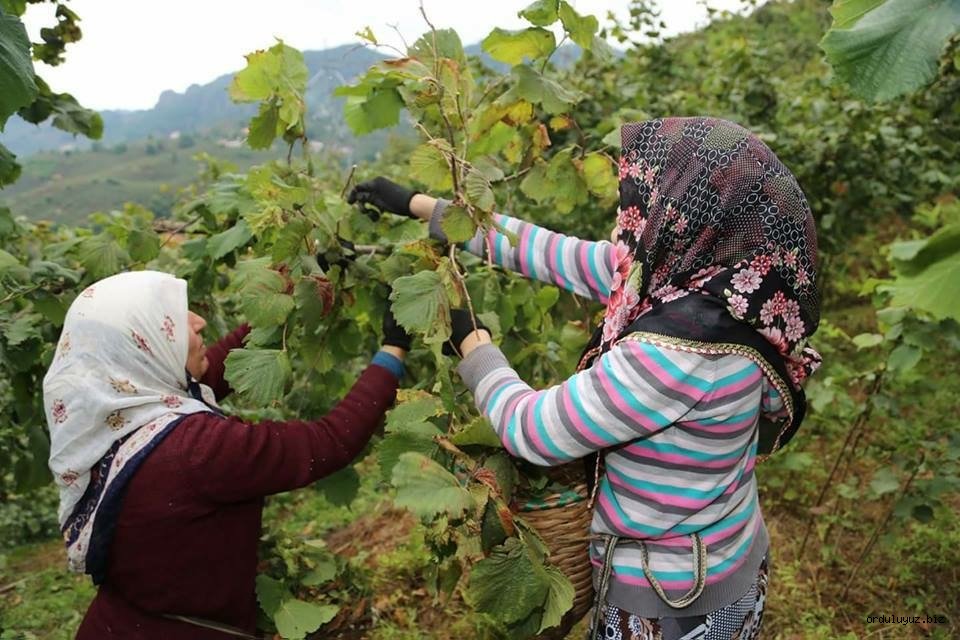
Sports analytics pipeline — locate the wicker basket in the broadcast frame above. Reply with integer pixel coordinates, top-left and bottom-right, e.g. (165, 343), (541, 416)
(516, 480), (594, 640)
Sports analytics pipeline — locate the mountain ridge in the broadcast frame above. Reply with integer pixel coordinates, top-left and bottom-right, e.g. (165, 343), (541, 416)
(2, 44), (389, 156)
(2, 42), (584, 157)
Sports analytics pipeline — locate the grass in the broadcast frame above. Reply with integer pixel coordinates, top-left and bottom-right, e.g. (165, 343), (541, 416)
(0, 540), (95, 640)
(2, 139), (276, 225)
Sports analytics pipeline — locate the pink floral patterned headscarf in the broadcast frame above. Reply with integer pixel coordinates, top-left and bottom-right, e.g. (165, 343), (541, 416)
(601, 117), (821, 388)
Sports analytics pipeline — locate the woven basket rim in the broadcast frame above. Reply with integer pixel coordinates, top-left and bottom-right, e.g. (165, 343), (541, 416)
(516, 482), (590, 512)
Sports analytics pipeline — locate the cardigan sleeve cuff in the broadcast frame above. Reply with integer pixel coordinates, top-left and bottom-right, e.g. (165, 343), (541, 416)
(371, 350), (405, 379)
(428, 198), (452, 244)
(457, 344), (510, 392)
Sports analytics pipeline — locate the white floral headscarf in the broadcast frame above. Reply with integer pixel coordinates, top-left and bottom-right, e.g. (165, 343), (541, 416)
(44, 271), (216, 573)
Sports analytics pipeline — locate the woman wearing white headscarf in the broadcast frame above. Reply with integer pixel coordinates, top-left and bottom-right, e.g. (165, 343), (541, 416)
(45, 270), (409, 638)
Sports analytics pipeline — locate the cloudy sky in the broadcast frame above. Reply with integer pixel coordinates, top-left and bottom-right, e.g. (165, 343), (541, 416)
(22, 0), (747, 111)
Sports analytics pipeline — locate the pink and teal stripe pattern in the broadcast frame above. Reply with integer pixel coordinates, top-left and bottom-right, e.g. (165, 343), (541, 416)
(460, 341), (783, 611)
(462, 212), (617, 304)
(440, 201), (784, 614)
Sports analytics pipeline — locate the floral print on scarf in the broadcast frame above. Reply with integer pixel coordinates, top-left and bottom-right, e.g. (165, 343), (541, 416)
(603, 118), (821, 389)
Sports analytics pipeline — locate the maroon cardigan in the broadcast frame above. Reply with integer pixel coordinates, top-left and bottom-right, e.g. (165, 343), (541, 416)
(75, 326), (399, 638)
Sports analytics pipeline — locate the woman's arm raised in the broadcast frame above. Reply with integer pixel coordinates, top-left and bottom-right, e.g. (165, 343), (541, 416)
(414, 194), (618, 304)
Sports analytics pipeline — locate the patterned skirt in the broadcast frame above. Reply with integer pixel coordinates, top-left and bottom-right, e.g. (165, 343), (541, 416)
(587, 556), (768, 640)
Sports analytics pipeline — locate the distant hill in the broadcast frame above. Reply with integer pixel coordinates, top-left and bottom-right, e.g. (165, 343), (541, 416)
(2, 42), (586, 157)
(2, 45), (389, 157)
(2, 138), (277, 224)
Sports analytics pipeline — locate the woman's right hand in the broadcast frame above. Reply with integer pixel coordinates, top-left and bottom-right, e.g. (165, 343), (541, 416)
(347, 177), (437, 222)
(348, 177), (418, 220)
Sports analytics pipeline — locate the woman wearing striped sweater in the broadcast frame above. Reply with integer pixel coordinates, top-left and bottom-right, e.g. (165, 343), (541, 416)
(350, 117), (820, 640)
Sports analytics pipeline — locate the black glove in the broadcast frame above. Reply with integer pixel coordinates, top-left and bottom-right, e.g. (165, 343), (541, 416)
(382, 296), (413, 351)
(442, 309), (490, 357)
(316, 236), (356, 272)
(347, 177), (419, 220)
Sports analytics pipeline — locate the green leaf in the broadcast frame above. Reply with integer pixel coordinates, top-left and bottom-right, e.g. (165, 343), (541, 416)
(0, 9), (37, 128)
(889, 238), (926, 263)
(869, 466), (901, 496)
(450, 415), (503, 449)
(534, 285), (560, 312)
(295, 275), (332, 335)
(315, 464), (360, 507)
(32, 294), (68, 325)
(230, 40), (308, 102)
(246, 325), (282, 347)
(519, 0), (560, 26)
(546, 150), (588, 211)
(852, 332), (884, 349)
(538, 566), (575, 633)
(0, 206), (15, 238)
(482, 28), (556, 65)
(0, 141), (21, 187)
(387, 393), (445, 430)
(271, 217), (312, 264)
(0, 248), (29, 281)
(887, 343), (922, 373)
(441, 205), (477, 244)
(465, 169), (496, 212)
(4, 312), (41, 346)
(342, 87), (404, 135)
(224, 348), (292, 405)
(888, 241), (960, 321)
(820, 0), (960, 102)
(230, 40), (307, 145)
(390, 270), (451, 343)
(520, 149), (590, 213)
(47, 91), (103, 139)
(520, 161), (552, 203)
(391, 452), (475, 518)
(274, 599), (339, 640)
(507, 65), (580, 114)
(248, 102), (280, 149)
(473, 157), (506, 183)
(829, 0), (887, 27)
(464, 537), (549, 624)
(409, 142), (453, 191)
(481, 501), (509, 552)
(378, 424), (441, 482)
(778, 450), (815, 472)
(806, 380), (835, 414)
(256, 575), (285, 616)
(891, 223), (960, 275)
(481, 452), (517, 501)
(0, 2), (27, 17)
(207, 221), (253, 260)
(127, 227), (160, 263)
(301, 555), (338, 586)
(409, 28), (467, 66)
(77, 233), (130, 279)
(232, 258), (296, 326)
(558, 1), (598, 49)
(581, 152), (617, 200)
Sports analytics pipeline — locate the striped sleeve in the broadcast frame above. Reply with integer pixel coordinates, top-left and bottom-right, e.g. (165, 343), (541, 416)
(429, 199), (617, 303)
(760, 375), (787, 419)
(457, 342), (717, 467)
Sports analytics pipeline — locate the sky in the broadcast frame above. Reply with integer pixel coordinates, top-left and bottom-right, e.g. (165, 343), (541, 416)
(22, 0), (746, 112)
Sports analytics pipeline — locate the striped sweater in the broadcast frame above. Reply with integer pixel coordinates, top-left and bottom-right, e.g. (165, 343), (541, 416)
(433, 201), (782, 616)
